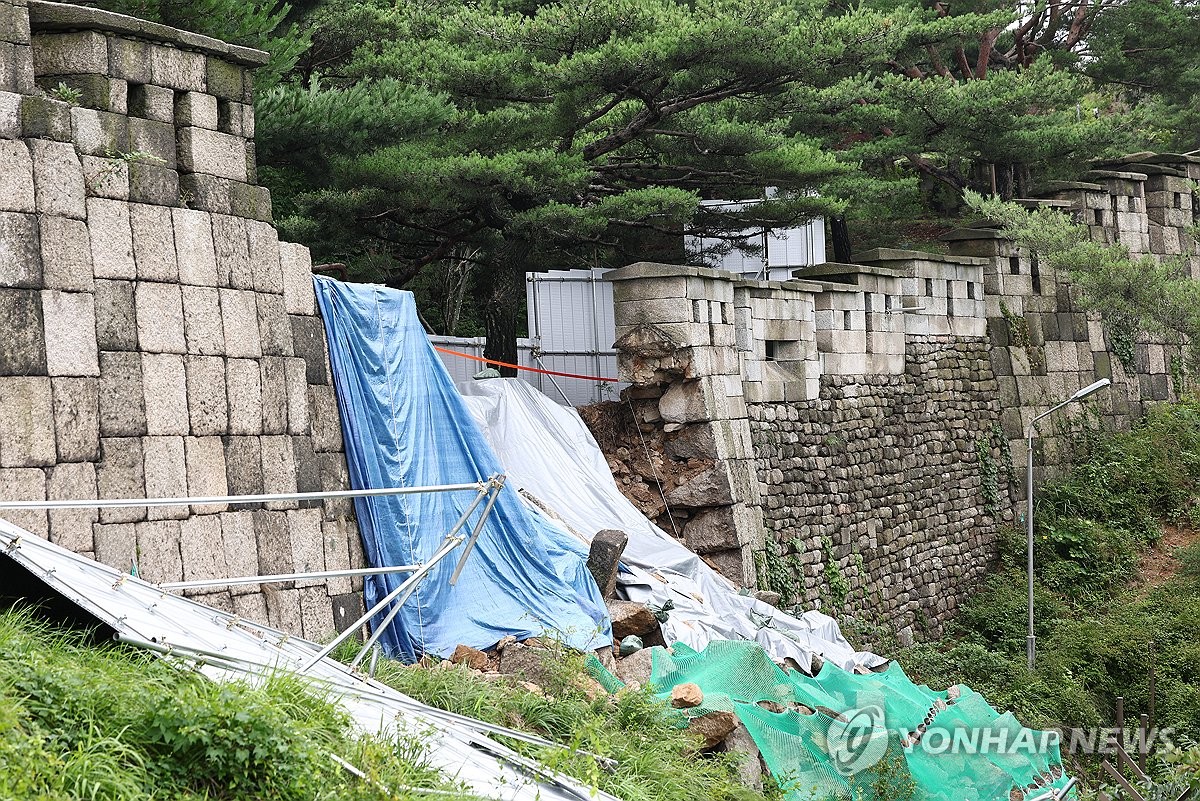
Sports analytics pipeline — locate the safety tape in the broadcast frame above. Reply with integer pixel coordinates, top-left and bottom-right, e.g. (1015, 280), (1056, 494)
(432, 346), (619, 383)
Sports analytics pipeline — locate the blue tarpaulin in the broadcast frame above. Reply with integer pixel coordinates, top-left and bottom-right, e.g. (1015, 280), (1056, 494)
(314, 276), (612, 662)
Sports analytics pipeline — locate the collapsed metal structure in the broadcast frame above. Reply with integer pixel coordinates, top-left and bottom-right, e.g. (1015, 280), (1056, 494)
(0, 481), (622, 801)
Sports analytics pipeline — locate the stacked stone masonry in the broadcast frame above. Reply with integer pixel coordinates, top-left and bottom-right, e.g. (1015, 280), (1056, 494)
(0, 0), (365, 640)
(604, 153), (1195, 642)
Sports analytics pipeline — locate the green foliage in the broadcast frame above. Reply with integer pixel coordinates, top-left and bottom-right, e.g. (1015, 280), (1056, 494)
(0, 608), (467, 800)
(47, 81), (82, 104)
(365, 646), (764, 801)
(1084, 0), (1200, 152)
(899, 399), (1200, 738)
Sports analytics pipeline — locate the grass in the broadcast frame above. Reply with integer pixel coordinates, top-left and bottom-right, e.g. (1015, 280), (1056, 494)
(355, 640), (766, 801)
(892, 398), (1200, 790)
(0, 608), (764, 801)
(0, 608), (469, 801)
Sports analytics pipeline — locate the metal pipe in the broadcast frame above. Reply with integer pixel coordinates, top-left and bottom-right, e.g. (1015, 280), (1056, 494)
(0, 482), (486, 510)
(589, 267), (601, 404)
(1027, 430), (1036, 671)
(302, 535), (464, 672)
(1023, 379), (1110, 670)
(450, 480), (505, 585)
(534, 353), (573, 405)
(160, 564), (423, 591)
(348, 536), (465, 669)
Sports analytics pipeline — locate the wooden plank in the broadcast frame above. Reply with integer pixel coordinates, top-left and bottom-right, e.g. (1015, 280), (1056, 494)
(1117, 744), (1149, 784)
(1102, 759), (1145, 801)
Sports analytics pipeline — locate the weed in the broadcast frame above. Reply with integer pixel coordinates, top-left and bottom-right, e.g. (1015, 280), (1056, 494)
(48, 81), (82, 104)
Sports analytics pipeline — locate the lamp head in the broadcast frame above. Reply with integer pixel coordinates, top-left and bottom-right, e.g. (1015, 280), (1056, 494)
(1071, 378), (1111, 401)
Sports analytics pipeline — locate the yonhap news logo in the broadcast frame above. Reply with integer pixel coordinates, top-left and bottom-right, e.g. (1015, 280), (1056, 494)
(826, 704), (889, 775)
(821, 704), (1185, 777)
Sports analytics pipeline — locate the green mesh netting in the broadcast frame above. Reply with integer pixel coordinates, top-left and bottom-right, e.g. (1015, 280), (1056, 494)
(636, 640), (1073, 801)
(585, 654), (626, 694)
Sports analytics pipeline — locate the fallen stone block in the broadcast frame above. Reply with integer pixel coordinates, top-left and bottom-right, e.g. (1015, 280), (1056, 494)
(670, 682), (703, 709)
(451, 644), (490, 671)
(607, 599), (658, 640)
(716, 721), (764, 790)
(687, 710), (737, 750)
(614, 646), (654, 687)
(586, 528), (626, 599)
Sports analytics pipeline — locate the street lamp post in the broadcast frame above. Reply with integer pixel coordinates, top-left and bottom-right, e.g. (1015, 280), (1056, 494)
(1025, 378), (1111, 670)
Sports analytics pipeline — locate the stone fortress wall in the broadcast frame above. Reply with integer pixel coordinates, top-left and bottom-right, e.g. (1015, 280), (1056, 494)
(604, 155), (1198, 643)
(1, 0), (1194, 650)
(0, 0), (365, 639)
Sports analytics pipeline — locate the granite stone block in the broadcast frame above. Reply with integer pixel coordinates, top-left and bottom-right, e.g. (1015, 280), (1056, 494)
(279, 242), (314, 315)
(134, 280), (185, 352)
(142, 435), (187, 519)
(180, 284), (223, 355)
(51, 376), (99, 462)
(110, 39), (153, 85)
(127, 161), (178, 206)
(98, 351), (145, 436)
(141, 352), (188, 435)
(219, 288), (261, 358)
(246, 220), (281, 293)
(30, 139), (85, 219)
(47, 461), (97, 552)
(0, 209), (38, 286)
(185, 435), (227, 514)
(0, 468), (46, 537)
(39, 215), (92, 291)
(0, 288), (44, 374)
(129, 203), (177, 281)
(174, 90), (217, 129)
(93, 278), (136, 350)
(96, 436), (144, 523)
(289, 314), (329, 385)
(80, 154), (128, 200)
(172, 208), (217, 286)
(210, 214), (249, 288)
(185, 354), (227, 435)
(41, 289), (99, 376)
(134, 519), (182, 583)
(308, 385), (342, 453)
(88, 197), (136, 279)
(222, 434), (262, 503)
(0, 139), (33, 212)
(32, 30), (107, 74)
(256, 293), (292, 356)
(225, 357), (262, 435)
(177, 126), (247, 182)
(127, 82), (174, 123)
(259, 356), (287, 434)
(92, 520), (135, 569)
(179, 515), (229, 582)
(284, 357), (308, 435)
(70, 107), (128, 157)
(19, 95), (71, 141)
(260, 434), (297, 509)
(149, 44), (206, 92)
(219, 511), (258, 591)
(0, 375), (54, 466)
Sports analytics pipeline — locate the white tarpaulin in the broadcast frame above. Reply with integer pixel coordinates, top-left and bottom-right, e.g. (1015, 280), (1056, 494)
(0, 518), (622, 801)
(458, 378), (884, 672)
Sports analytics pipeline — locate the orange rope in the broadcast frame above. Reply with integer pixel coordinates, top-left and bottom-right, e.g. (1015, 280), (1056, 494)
(433, 346), (619, 383)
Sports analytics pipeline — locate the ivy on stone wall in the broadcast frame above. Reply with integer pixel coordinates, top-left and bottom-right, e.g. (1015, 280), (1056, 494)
(975, 423), (1014, 518)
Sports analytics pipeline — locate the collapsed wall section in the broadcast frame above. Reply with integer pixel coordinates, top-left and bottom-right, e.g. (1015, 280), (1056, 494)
(0, 0), (364, 639)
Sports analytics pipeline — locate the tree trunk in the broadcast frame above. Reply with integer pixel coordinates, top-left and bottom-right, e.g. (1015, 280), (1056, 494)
(830, 216), (853, 263)
(477, 239), (530, 377)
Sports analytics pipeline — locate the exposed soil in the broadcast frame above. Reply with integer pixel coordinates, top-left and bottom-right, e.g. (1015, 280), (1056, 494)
(1136, 524), (1200, 587)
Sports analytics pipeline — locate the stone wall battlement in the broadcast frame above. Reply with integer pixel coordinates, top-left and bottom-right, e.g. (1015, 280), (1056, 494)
(603, 153), (1198, 641)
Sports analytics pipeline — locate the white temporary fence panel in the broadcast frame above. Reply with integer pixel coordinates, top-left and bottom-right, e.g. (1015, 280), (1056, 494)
(684, 198), (826, 280)
(430, 333), (622, 408)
